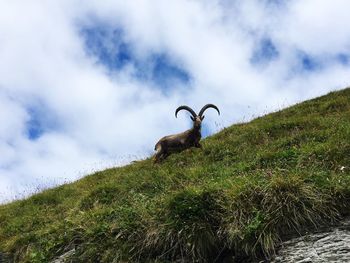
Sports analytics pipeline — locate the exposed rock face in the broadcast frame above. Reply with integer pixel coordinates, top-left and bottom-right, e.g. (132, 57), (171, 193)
(51, 249), (75, 263)
(273, 219), (350, 263)
(2, 221), (350, 262)
(0, 252), (8, 263)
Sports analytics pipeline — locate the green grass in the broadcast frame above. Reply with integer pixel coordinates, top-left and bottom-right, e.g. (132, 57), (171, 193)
(1, 88), (350, 262)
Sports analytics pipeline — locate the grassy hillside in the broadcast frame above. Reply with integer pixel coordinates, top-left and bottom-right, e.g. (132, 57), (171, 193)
(1, 88), (350, 262)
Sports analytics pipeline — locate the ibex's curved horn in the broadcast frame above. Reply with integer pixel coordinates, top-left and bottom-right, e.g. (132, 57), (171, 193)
(175, 105), (197, 118)
(198, 104), (220, 117)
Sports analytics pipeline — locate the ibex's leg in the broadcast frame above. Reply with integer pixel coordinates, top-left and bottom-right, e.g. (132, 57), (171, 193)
(154, 144), (166, 163)
(195, 142), (202, 148)
(162, 151), (169, 159)
(154, 150), (162, 163)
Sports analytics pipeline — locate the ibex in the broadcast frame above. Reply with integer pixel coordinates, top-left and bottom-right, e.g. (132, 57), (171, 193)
(154, 104), (220, 163)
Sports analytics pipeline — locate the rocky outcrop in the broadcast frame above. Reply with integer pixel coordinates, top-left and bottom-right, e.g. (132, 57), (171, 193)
(3, 220), (350, 263)
(273, 219), (350, 263)
(51, 249), (75, 263)
(0, 252), (9, 263)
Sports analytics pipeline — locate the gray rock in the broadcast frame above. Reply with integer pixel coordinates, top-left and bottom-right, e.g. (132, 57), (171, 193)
(0, 252), (9, 263)
(51, 249), (75, 263)
(273, 219), (350, 263)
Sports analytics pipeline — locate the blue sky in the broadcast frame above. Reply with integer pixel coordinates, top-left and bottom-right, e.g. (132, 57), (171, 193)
(81, 25), (191, 94)
(1, 0), (350, 202)
(250, 38), (279, 65)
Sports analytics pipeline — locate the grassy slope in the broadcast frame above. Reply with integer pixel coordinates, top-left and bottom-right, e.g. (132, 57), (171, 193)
(0, 88), (350, 262)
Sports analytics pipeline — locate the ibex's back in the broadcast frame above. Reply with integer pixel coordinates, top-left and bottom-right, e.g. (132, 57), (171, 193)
(154, 104), (220, 163)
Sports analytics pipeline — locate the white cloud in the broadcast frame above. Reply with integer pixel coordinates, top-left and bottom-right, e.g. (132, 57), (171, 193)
(0, 0), (350, 202)
(280, 0), (350, 55)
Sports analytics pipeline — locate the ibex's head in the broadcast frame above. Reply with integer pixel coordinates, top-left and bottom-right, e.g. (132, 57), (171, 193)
(175, 104), (220, 129)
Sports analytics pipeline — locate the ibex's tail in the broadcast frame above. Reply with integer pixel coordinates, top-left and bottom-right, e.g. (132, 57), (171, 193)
(154, 142), (161, 151)
(154, 142), (163, 164)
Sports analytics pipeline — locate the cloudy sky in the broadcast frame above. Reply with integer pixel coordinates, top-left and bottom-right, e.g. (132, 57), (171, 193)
(1, 0), (350, 203)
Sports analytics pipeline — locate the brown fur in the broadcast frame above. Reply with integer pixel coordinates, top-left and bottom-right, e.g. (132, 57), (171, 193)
(154, 104), (220, 163)
(154, 116), (203, 163)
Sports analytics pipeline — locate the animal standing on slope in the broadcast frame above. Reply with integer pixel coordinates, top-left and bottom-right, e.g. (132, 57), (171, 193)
(154, 104), (220, 163)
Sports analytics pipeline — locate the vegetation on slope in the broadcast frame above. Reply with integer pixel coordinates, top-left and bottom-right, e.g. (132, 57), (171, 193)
(0, 88), (350, 262)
